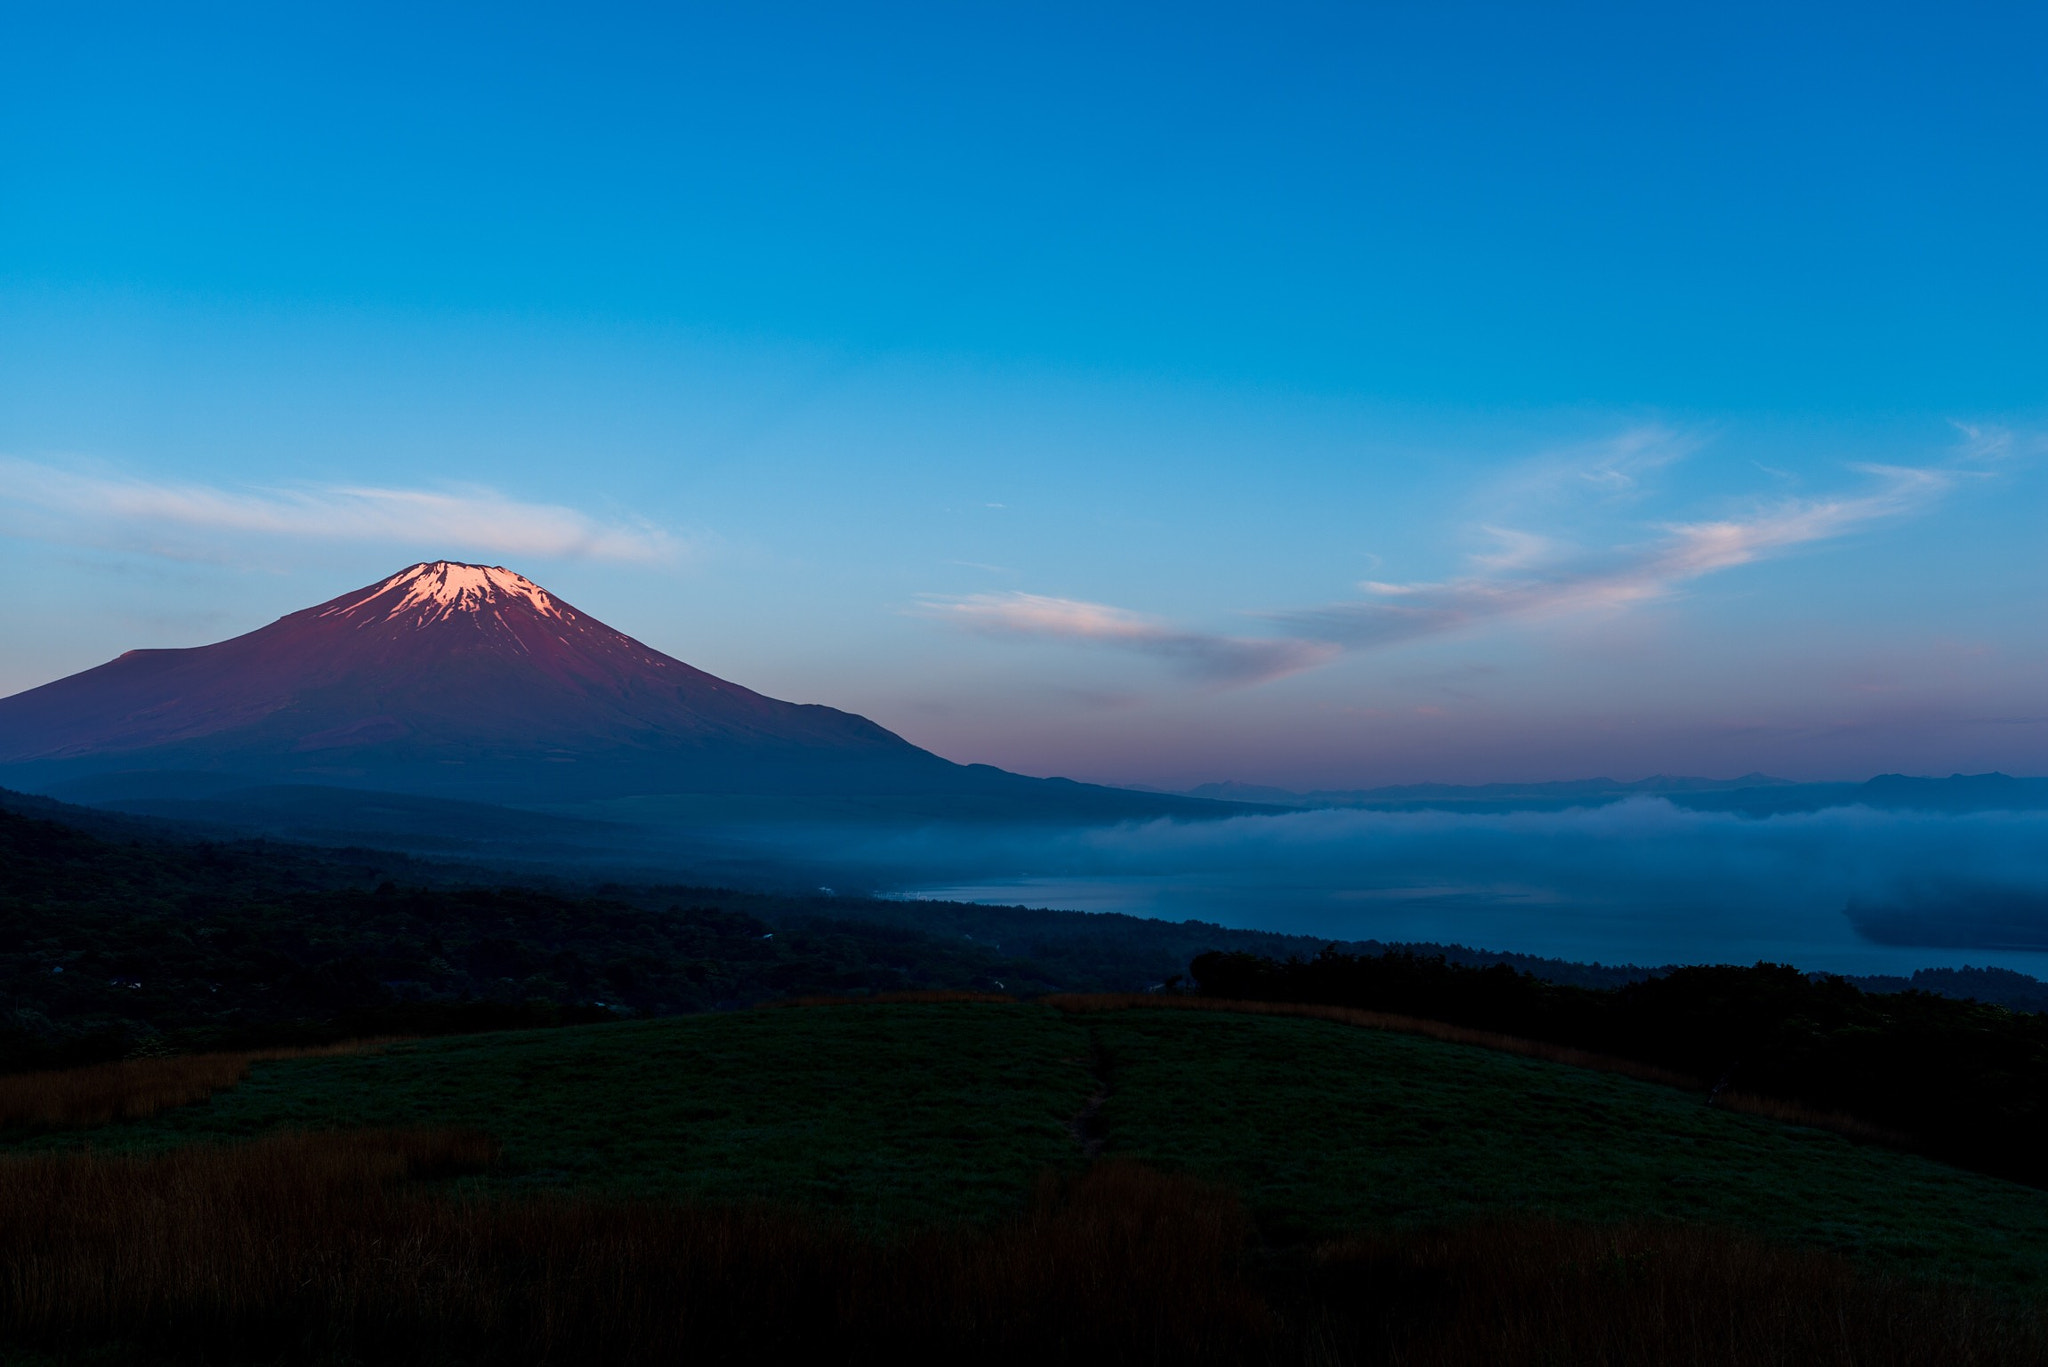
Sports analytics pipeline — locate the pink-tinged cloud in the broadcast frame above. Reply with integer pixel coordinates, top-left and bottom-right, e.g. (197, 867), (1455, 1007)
(1285, 465), (1952, 648)
(0, 457), (679, 564)
(919, 591), (1339, 686)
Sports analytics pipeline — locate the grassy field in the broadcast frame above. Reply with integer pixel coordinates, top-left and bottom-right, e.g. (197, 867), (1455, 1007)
(1084, 1007), (2048, 1287)
(16, 1001), (2048, 1288)
(29, 1003), (1095, 1227)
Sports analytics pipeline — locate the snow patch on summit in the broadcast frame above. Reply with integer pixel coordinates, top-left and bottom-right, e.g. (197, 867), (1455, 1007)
(324, 562), (564, 625)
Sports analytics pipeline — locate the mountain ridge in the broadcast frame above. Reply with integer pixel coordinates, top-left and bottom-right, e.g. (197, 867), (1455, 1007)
(1181, 771), (2048, 815)
(0, 561), (1235, 819)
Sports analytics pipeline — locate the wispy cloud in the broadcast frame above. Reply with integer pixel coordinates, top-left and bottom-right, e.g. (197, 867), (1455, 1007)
(917, 462), (1958, 684)
(1948, 420), (2048, 467)
(0, 457), (678, 564)
(917, 591), (1338, 686)
(1283, 464), (1951, 648)
(1486, 424), (1705, 509)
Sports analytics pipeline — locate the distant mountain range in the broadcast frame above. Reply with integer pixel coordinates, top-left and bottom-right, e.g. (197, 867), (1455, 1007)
(3, 561), (2039, 863)
(1183, 771), (2048, 815)
(1185, 774), (1793, 804)
(0, 561), (1239, 824)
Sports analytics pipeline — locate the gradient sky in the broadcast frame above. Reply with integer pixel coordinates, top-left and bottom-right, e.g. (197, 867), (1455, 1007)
(3, 1), (2044, 789)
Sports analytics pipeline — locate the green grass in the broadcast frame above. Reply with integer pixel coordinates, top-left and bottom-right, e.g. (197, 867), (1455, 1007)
(19, 1001), (2048, 1288)
(1085, 1007), (2048, 1288)
(35, 1004), (1097, 1227)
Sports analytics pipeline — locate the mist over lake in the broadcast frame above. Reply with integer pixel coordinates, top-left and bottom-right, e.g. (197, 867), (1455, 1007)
(801, 799), (2048, 977)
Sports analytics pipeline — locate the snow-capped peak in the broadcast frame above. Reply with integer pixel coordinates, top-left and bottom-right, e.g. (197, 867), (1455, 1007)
(324, 562), (564, 625)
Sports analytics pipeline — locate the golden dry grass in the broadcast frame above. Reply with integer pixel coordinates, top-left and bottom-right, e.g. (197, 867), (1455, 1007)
(1710, 1088), (1911, 1146)
(759, 989), (1020, 1009)
(1043, 993), (1702, 1088)
(1052, 993), (1943, 1152)
(0, 1131), (1267, 1365)
(1309, 1218), (2047, 1366)
(0, 1039), (400, 1130)
(1045, 994), (1923, 1149)
(0, 1127), (2035, 1363)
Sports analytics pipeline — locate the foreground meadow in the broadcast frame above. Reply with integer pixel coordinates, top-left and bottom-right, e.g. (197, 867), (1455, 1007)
(2, 999), (2046, 1363)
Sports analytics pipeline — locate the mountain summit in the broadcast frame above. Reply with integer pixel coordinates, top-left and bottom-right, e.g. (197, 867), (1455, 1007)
(325, 561), (568, 626)
(0, 561), (1194, 815)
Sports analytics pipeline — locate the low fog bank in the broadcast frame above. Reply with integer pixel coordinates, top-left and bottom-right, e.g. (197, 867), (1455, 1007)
(711, 799), (2048, 978)
(39, 779), (2048, 980)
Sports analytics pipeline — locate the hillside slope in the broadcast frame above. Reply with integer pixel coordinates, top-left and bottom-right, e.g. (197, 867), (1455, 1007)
(0, 788), (1328, 1069)
(28, 1002), (2048, 1289)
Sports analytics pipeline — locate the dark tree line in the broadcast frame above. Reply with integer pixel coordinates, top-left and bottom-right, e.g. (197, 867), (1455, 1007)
(1192, 946), (2048, 1188)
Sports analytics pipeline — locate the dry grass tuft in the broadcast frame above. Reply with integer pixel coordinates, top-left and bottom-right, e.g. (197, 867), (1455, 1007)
(0, 1129), (2035, 1363)
(1308, 1218), (2048, 1366)
(0, 1039), (400, 1130)
(1045, 995), (1920, 1151)
(1711, 1089), (1911, 1146)
(0, 1132), (1264, 1365)
(761, 989), (1019, 1009)
(1044, 993), (1701, 1089)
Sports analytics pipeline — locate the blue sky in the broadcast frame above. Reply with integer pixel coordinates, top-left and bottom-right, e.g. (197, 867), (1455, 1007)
(3, 1), (2044, 788)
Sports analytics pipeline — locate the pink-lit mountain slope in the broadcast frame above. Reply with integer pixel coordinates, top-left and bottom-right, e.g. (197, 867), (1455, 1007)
(0, 562), (1199, 814)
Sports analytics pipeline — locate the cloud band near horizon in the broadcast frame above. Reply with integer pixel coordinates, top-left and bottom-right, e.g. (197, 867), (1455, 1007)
(921, 463), (1955, 686)
(915, 591), (1339, 686)
(1280, 464), (1951, 648)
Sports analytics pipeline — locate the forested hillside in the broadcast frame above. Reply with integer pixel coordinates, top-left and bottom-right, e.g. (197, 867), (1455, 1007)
(0, 792), (1318, 1070)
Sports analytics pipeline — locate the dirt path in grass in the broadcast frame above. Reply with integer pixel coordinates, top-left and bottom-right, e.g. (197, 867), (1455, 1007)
(1067, 1029), (1112, 1158)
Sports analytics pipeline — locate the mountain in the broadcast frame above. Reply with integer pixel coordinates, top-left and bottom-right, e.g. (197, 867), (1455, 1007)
(0, 562), (1227, 819)
(1182, 773), (1798, 810)
(1182, 772), (2048, 817)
